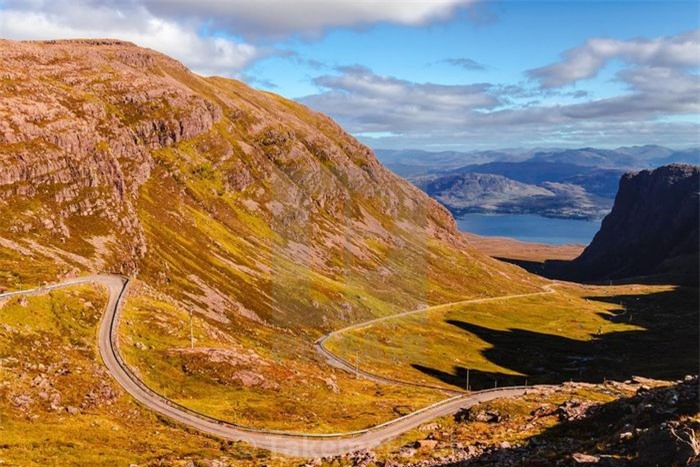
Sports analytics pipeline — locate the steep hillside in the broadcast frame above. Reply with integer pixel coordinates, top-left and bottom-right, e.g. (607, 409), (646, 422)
(0, 39), (539, 433)
(0, 38), (535, 307)
(557, 164), (699, 284)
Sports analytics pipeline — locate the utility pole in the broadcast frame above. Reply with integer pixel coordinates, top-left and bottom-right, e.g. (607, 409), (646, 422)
(189, 307), (194, 349)
(355, 349), (359, 379)
(465, 368), (470, 392)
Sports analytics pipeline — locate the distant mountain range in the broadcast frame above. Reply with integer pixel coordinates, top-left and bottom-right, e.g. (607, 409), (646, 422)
(376, 146), (700, 220)
(411, 172), (613, 220)
(375, 149), (531, 177)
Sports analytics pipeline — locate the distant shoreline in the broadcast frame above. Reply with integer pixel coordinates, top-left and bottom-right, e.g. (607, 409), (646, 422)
(451, 208), (607, 222)
(455, 213), (601, 246)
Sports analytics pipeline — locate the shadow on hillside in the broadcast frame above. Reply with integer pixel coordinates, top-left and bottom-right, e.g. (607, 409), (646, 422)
(412, 287), (699, 391)
(441, 378), (700, 466)
(493, 255), (699, 287)
(493, 256), (553, 278)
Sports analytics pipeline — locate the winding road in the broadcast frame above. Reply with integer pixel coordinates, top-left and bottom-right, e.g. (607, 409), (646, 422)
(0, 274), (553, 457)
(315, 285), (555, 394)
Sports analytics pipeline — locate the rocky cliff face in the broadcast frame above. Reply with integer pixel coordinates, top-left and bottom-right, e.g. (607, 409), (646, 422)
(0, 39), (535, 327)
(0, 39), (223, 273)
(564, 164), (699, 283)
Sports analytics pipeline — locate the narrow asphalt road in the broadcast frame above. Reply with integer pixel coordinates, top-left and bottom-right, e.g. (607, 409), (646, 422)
(315, 285), (555, 394)
(0, 275), (550, 457)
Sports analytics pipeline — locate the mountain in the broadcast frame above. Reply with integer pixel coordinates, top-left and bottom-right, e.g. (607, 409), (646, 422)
(528, 148), (640, 168)
(612, 145), (700, 167)
(377, 146), (700, 178)
(0, 39), (540, 436)
(615, 144), (676, 159)
(379, 146), (698, 220)
(651, 148), (700, 167)
(410, 172), (612, 219)
(528, 146), (700, 169)
(375, 148), (530, 177)
(551, 164), (699, 283)
(448, 161), (627, 197)
(0, 38), (542, 321)
(408, 161), (622, 219)
(1, 38), (696, 466)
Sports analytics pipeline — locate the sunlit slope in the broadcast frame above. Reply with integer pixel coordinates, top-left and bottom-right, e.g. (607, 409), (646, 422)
(0, 38), (537, 319)
(0, 38), (543, 432)
(0, 286), (278, 466)
(324, 283), (698, 390)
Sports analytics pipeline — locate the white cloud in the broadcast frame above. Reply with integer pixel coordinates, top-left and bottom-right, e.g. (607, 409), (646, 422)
(0, 0), (480, 75)
(302, 66), (500, 132)
(529, 29), (700, 88)
(300, 63), (700, 149)
(441, 57), (486, 71)
(0, 1), (263, 76)
(141, 0), (478, 38)
(297, 30), (700, 149)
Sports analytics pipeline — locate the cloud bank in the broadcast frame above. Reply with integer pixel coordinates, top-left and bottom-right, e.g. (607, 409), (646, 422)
(0, 2), (696, 149)
(141, 0), (477, 39)
(301, 30), (700, 148)
(0, 0), (479, 75)
(529, 29), (700, 88)
(0, 0), (263, 76)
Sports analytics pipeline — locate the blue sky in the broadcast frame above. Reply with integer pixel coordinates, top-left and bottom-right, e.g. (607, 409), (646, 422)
(247, 1), (697, 97)
(2, 0), (699, 150)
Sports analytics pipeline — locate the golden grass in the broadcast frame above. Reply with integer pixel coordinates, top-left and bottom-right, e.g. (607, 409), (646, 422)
(324, 282), (698, 390)
(119, 288), (445, 433)
(0, 285), (299, 466)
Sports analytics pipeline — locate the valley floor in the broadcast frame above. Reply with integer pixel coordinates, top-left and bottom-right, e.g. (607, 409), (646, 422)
(0, 265), (696, 465)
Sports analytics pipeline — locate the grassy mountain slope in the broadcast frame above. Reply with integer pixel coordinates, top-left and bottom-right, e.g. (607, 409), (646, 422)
(0, 39), (540, 433)
(0, 39), (536, 304)
(0, 285), (275, 466)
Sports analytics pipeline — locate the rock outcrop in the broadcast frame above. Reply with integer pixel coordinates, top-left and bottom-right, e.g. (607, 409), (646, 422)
(549, 164), (699, 284)
(0, 39), (222, 273)
(312, 377), (699, 466)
